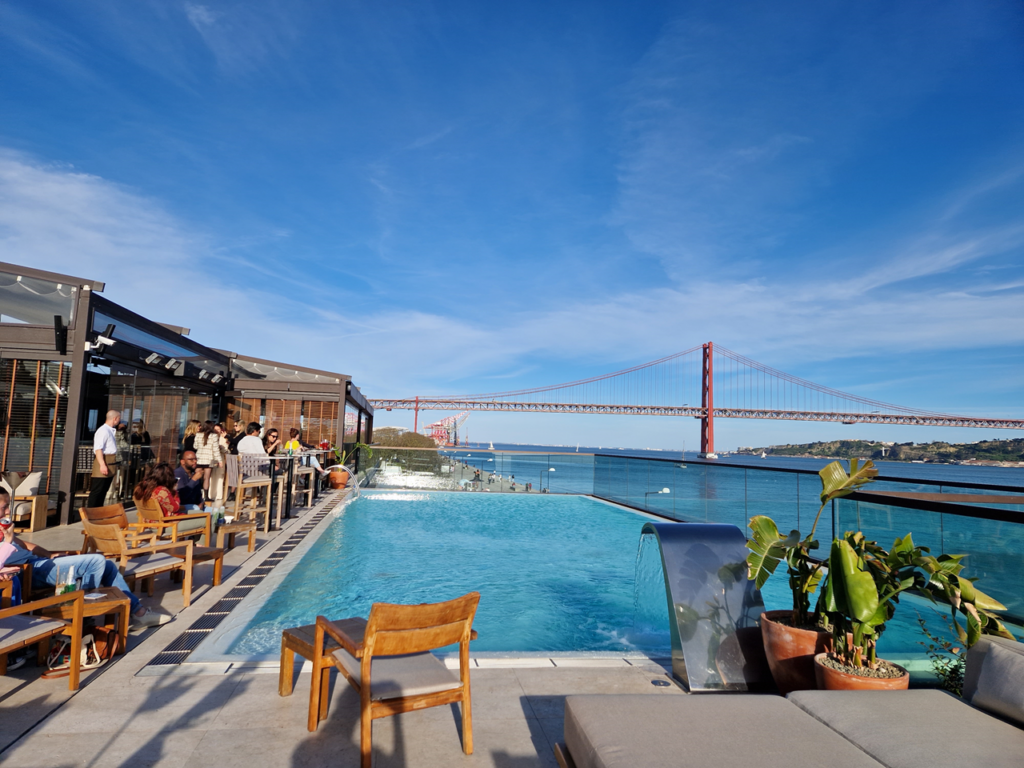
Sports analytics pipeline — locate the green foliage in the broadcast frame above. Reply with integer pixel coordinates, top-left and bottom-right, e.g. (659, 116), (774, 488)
(917, 616), (965, 697)
(746, 459), (878, 627)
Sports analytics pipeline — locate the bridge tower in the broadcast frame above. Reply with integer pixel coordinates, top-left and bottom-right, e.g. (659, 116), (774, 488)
(699, 342), (717, 458)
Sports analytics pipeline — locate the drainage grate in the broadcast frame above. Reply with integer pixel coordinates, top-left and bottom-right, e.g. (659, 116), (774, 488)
(142, 494), (342, 670)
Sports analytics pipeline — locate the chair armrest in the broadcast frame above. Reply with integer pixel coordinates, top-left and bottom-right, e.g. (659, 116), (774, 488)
(122, 539), (194, 558)
(317, 615), (365, 658)
(0, 589), (84, 620)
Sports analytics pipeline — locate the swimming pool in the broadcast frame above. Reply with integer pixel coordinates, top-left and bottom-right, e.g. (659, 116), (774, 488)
(216, 490), (975, 659)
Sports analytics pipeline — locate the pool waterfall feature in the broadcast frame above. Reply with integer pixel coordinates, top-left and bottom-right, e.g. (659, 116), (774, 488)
(639, 522), (773, 692)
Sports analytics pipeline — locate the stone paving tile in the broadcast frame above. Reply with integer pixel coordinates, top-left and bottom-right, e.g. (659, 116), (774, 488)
(0, 728), (208, 768)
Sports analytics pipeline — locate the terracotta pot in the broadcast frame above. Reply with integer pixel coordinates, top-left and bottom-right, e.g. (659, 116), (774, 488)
(760, 611), (830, 695)
(813, 653), (909, 691)
(328, 468), (350, 489)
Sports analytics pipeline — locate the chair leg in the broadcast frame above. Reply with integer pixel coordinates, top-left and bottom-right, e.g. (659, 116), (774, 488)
(279, 642), (294, 697)
(360, 693), (373, 768)
(0, 652), (8, 675)
(213, 555), (223, 586)
(462, 690), (474, 754)
(305, 659), (321, 729)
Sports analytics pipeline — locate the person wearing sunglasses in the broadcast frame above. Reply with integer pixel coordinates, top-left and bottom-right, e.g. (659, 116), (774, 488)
(0, 490), (169, 628)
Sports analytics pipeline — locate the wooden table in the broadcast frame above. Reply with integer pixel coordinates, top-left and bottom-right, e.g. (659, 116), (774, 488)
(40, 586), (131, 656)
(216, 520), (258, 552)
(279, 618), (366, 696)
(165, 545), (225, 587)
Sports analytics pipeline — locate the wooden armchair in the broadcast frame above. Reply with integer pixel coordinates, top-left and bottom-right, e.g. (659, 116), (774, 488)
(135, 495), (212, 547)
(79, 504), (156, 554)
(308, 592), (481, 768)
(2, 471), (48, 532)
(1, 590), (84, 690)
(82, 519), (195, 608)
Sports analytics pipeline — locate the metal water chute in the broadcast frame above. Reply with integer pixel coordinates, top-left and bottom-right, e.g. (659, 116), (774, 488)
(641, 522), (772, 692)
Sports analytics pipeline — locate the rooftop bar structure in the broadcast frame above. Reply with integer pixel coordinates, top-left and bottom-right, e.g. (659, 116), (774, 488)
(0, 261), (373, 528)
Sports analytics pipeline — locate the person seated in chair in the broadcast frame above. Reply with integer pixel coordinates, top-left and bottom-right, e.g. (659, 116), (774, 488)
(0, 490), (168, 627)
(174, 452), (205, 510)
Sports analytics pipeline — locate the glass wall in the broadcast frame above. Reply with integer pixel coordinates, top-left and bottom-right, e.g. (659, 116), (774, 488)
(76, 362), (220, 515)
(0, 359), (71, 508)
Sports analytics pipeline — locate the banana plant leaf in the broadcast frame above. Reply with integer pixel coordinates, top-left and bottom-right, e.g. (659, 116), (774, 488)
(746, 515), (799, 589)
(818, 459), (879, 505)
(831, 539), (879, 624)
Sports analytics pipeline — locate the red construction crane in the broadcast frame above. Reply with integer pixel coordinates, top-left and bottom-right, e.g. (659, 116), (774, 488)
(423, 411), (470, 446)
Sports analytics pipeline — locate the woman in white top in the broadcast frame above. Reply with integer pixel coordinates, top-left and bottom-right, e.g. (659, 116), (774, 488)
(194, 420), (224, 500)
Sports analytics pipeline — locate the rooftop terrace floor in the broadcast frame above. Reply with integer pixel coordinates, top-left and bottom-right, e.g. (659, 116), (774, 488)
(1, 491), (683, 767)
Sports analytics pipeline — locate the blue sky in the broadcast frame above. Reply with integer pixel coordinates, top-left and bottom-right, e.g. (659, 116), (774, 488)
(1, 0), (1022, 450)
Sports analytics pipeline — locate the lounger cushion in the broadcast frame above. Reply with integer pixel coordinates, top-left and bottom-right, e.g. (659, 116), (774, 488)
(170, 516), (207, 533)
(563, 694), (884, 768)
(971, 642), (1024, 728)
(963, 636), (1024, 702)
(0, 615), (65, 649)
(332, 648), (460, 701)
(122, 553), (183, 576)
(789, 689), (1024, 768)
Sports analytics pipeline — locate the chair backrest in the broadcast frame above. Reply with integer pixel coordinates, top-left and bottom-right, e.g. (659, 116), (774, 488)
(135, 494), (164, 522)
(225, 454), (239, 487)
(239, 454), (270, 481)
(80, 503), (130, 529)
(365, 592), (480, 657)
(81, 518), (128, 557)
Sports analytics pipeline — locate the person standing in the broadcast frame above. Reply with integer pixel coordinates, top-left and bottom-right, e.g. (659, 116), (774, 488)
(181, 419), (201, 457)
(228, 421), (246, 454)
(194, 421), (223, 500)
(88, 410), (120, 508)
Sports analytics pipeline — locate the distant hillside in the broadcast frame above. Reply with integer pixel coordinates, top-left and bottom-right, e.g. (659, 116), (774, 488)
(742, 438), (1024, 464)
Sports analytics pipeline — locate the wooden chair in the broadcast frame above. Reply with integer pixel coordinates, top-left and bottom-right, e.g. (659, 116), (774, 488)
(1, 472), (48, 532)
(135, 495), (212, 547)
(0, 591), (84, 690)
(292, 462), (315, 508)
(234, 455), (273, 532)
(81, 519), (195, 608)
(308, 592), (481, 768)
(79, 503), (156, 554)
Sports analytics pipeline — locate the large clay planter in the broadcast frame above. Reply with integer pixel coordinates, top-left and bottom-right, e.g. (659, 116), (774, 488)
(813, 653), (910, 691)
(328, 468), (350, 489)
(760, 610), (830, 695)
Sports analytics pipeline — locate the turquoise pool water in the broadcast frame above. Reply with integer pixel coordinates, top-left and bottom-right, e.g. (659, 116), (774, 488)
(227, 491), (971, 656)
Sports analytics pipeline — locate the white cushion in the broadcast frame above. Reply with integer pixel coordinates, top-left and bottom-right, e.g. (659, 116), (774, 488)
(332, 648), (461, 701)
(972, 641), (1024, 728)
(123, 552), (183, 576)
(13, 471), (42, 496)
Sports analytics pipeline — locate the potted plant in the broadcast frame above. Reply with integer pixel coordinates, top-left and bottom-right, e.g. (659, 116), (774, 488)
(326, 443), (372, 489)
(746, 459), (878, 694)
(814, 531), (927, 690)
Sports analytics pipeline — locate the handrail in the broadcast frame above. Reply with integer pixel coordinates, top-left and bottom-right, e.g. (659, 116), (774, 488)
(593, 453), (1024, 493)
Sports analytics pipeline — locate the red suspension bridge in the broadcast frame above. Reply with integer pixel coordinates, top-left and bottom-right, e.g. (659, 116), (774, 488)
(369, 342), (1024, 456)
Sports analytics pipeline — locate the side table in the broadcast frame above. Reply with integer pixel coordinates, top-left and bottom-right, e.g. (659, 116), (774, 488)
(40, 586), (131, 656)
(216, 520), (258, 553)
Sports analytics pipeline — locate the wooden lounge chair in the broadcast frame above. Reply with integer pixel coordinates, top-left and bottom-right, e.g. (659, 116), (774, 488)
(0, 591), (84, 690)
(308, 592), (480, 768)
(79, 503), (156, 554)
(135, 495), (212, 547)
(82, 519), (195, 608)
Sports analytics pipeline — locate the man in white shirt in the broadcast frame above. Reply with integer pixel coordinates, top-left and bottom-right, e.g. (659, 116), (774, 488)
(236, 422), (267, 454)
(88, 410), (121, 507)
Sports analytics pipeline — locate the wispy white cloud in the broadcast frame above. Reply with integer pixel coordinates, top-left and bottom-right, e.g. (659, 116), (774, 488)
(1, 148), (1020, 408)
